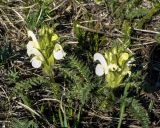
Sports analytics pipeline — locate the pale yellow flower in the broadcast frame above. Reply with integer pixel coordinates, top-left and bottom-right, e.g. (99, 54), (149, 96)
(51, 34), (58, 41)
(119, 52), (129, 66)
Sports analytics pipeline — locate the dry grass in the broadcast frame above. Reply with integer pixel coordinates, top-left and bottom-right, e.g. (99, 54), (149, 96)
(1, 0), (160, 127)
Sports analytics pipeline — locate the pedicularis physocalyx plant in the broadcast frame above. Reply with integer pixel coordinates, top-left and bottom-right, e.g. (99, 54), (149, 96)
(94, 46), (134, 88)
(27, 27), (66, 76)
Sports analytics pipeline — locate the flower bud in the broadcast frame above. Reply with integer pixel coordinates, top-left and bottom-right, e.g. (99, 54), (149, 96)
(118, 52), (129, 66)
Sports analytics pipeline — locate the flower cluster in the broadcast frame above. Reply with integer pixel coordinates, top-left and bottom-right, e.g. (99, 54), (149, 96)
(27, 28), (66, 69)
(94, 47), (134, 88)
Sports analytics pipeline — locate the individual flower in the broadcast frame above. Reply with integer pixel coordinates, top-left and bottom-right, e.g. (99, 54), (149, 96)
(26, 42), (41, 57)
(30, 55), (44, 68)
(27, 30), (40, 49)
(53, 43), (66, 60)
(27, 30), (41, 57)
(93, 53), (108, 76)
(51, 34), (58, 41)
(118, 52), (129, 66)
(27, 30), (44, 68)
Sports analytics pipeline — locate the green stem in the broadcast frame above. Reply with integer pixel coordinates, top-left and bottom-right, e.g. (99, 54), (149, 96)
(110, 89), (115, 101)
(117, 84), (130, 128)
(117, 99), (125, 128)
(73, 106), (82, 128)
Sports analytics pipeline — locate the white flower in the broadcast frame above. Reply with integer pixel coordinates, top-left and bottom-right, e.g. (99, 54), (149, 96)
(27, 30), (39, 49)
(95, 64), (105, 76)
(27, 30), (44, 68)
(94, 53), (108, 76)
(53, 43), (66, 60)
(30, 52), (44, 68)
(27, 41), (41, 57)
(27, 30), (41, 57)
(30, 56), (43, 68)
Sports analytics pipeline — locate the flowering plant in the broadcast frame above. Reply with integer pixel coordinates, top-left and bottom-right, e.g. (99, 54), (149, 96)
(94, 46), (134, 88)
(27, 27), (66, 75)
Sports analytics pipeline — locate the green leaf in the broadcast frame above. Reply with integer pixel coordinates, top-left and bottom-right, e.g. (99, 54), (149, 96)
(128, 99), (150, 128)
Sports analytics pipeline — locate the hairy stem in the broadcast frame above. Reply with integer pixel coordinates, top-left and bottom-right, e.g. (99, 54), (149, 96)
(117, 84), (130, 128)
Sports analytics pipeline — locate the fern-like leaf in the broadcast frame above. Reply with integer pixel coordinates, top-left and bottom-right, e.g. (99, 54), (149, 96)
(59, 55), (94, 105)
(68, 55), (92, 83)
(126, 8), (148, 20)
(14, 76), (49, 94)
(11, 119), (38, 128)
(128, 99), (150, 128)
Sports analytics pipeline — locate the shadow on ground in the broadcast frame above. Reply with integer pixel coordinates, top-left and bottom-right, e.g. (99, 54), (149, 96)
(143, 45), (160, 93)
